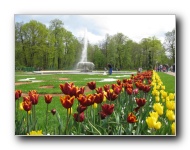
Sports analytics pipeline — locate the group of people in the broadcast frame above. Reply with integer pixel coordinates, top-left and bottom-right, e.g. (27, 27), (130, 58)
(155, 64), (175, 72)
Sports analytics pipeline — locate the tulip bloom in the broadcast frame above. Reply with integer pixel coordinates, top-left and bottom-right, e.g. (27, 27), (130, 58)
(95, 87), (103, 94)
(101, 104), (114, 115)
(59, 82), (74, 95)
(27, 130), (43, 135)
(135, 98), (146, 107)
(77, 105), (87, 113)
(105, 89), (118, 101)
(171, 122), (175, 135)
(22, 97), (32, 112)
(73, 112), (85, 122)
(28, 90), (37, 96)
(133, 88), (139, 95)
(143, 85), (151, 93)
(169, 93), (175, 100)
(44, 95), (53, 104)
(76, 86), (85, 97)
(153, 103), (163, 115)
(166, 110), (175, 121)
(103, 84), (110, 92)
(51, 108), (56, 115)
(127, 113), (138, 123)
(116, 79), (122, 86)
(87, 81), (96, 90)
(60, 95), (75, 109)
(99, 111), (107, 119)
(94, 93), (104, 104)
(149, 111), (159, 120)
(126, 87), (133, 95)
(166, 100), (175, 110)
(29, 94), (39, 105)
(15, 90), (22, 100)
(67, 108), (72, 115)
(113, 84), (122, 95)
(146, 116), (161, 130)
(77, 94), (95, 106)
(93, 103), (97, 109)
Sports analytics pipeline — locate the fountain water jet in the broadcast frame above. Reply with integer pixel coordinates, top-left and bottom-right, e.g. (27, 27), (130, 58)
(76, 29), (95, 72)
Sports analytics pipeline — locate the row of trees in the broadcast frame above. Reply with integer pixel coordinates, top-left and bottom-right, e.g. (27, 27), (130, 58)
(15, 19), (175, 71)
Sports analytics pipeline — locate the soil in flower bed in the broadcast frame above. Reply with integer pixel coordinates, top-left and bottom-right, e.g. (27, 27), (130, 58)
(15, 82), (31, 85)
(39, 85), (54, 88)
(59, 78), (69, 80)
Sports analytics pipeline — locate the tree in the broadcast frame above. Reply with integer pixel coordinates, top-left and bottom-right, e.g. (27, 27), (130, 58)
(49, 19), (65, 69)
(164, 29), (175, 63)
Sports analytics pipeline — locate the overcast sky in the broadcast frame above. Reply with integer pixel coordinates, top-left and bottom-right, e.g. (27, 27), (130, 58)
(15, 14), (175, 44)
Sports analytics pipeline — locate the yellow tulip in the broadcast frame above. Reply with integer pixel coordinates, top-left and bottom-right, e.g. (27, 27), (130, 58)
(166, 110), (175, 121)
(169, 93), (175, 100)
(146, 117), (156, 128)
(161, 86), (165, 90)
(93, 103), (97, 109)
(67, 108), (72, 115)
(162, 91), (167, 98)
(19, 102), (24, 110)
(171, 122), (175, 135)
(154, 121), (162, 130)
(27, 130), (43, 135)
(155, 96), (160, 102)
(153, 103), (163, 115)
(166, 100), (175, 110)
(149, 111), (159, 120)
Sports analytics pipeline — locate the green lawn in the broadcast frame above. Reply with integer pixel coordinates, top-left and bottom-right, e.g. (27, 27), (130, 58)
(157, 72), (175, 93)
(15, 71), (134, 94)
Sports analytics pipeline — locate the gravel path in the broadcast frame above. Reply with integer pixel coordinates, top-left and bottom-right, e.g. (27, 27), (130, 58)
(164, 71), (175, 76)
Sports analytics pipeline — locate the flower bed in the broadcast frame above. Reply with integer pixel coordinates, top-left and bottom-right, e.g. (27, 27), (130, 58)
(15, 70), (175, 135)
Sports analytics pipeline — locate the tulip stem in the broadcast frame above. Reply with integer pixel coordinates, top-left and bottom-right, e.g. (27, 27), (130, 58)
(46, 104), (48, 134)
(26, 111), (29, 134)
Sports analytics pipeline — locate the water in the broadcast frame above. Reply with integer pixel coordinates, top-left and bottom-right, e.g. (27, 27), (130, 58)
(80, 28), (88, 62)
(77, 28), (95, 72)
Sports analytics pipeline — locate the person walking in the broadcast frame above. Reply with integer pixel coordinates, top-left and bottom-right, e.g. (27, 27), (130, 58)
(107, 64), (112, 75)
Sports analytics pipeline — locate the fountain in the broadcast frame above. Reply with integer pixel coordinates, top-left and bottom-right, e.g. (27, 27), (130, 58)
(76, 29), (95, 72)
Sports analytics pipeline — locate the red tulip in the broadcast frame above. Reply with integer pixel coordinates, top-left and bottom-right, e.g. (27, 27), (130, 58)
(73, 112), (85, 122)
(29, 94), (39, 105)
(127, 113), (138, 123)
(106, 89), (118, 101)
(101, 104), (114, 115)
(135, 98), (146, 107)
(87, 81), (96, 90)
(51, 108), (56, 115)
(60, 95), (75, 109)
(15, 90), (22, 100)
(94, 93), (104, 104)
(44, 94), (53, 104)
(77, 105), (87, 113)
(22, 97), (32, 112)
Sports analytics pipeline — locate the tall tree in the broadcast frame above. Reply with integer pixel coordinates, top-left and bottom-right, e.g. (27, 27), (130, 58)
(49, 19), (65, 69)
(164, 29), (175, 63)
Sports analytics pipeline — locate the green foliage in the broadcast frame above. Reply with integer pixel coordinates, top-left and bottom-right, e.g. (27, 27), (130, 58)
(15, 19), (173, 71)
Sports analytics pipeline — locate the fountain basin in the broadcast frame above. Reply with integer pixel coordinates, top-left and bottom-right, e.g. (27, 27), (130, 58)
(76, 62), (95, 72)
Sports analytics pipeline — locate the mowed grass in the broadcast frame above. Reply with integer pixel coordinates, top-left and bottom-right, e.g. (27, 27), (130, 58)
(157, 72), (175, 93)
(15, 72), (134, 94)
